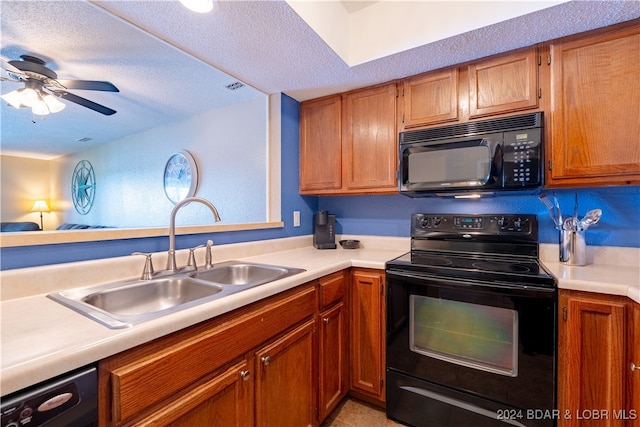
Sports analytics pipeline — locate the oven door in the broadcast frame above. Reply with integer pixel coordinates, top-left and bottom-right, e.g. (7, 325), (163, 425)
(399, 134), (503, 193)
(386, 269), (557, 427)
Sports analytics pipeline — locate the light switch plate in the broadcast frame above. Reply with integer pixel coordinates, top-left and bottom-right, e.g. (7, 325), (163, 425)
(293, 211), (300, 227)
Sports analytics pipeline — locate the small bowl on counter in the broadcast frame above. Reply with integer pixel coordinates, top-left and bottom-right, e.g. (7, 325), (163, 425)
(339, 239), (360, 249)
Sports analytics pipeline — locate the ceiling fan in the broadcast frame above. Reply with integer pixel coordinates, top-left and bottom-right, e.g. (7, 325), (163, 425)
(1, 54), (119, 116)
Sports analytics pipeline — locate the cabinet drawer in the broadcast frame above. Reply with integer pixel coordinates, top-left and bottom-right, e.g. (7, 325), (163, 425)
(102, 284), (316, 425)
(319, 270), (346, 310)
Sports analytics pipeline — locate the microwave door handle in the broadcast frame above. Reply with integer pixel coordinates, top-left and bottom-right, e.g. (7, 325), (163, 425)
(480, 138), (502, 185)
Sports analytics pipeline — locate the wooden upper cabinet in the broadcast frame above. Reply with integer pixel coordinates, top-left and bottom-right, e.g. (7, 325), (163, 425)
(343, 83), (397, 192)
(548, 21), (640, 187)
(402, 69), (458, 128)
(300, 95), (342, 192)
(300, 84), (398, 195)
(468, 48), (539, 118)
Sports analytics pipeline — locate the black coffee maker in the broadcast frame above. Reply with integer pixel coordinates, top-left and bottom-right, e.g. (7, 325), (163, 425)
(313, 210), (336, 249)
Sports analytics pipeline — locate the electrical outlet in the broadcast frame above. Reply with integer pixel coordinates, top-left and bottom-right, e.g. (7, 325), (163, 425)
(293, 211), (300, 227)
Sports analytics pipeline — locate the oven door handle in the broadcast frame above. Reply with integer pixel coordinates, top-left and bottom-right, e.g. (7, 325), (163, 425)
(400, 385), (527, 427)
(386, 270), (556, 296)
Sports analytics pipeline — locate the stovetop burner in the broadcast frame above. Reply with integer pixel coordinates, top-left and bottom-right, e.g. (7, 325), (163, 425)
(417, 255), (454, 266)
(471, 260), (531, 273)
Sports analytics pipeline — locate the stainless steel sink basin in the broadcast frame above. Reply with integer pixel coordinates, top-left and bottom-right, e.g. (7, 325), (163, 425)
(190, 261), (305, 286)
(48, 261), (305, 329)
(48, 277), (226, 329)
(83, 278), (223, 316)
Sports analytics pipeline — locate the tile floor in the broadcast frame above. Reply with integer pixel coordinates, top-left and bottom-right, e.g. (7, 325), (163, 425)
(321, 397), (404, 427)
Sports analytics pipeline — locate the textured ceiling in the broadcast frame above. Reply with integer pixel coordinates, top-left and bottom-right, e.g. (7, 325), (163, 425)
(1, 0), (639, 159)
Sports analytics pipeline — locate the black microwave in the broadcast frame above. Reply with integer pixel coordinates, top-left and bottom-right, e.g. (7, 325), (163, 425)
(399, 112), (543, 197)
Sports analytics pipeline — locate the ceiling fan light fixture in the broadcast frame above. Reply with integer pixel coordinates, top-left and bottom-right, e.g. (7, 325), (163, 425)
(18, 88), (40, 107)
(31, 100), (51, 116)
(180, 0), (216, 13)
(42, 93), (66, 113)
(1, 90), (24, 109)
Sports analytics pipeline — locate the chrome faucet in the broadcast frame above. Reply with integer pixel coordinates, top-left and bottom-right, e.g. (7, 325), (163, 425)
(167, 197), (221, 272)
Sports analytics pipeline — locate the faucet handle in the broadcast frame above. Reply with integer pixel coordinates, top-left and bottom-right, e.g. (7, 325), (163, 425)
(132, 252), (155, 280)
(205, 240), (214, 269)
(187, 245), (204, 270)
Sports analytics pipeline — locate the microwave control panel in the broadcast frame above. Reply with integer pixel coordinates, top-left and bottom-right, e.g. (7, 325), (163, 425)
(502, 128), (542, 187)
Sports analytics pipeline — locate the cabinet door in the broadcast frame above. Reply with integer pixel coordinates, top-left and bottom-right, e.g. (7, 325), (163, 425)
(300, 96), (342, 193)
(133, 359), (254, 427)
(632, 303), (640, 427)
(255, 319), (316, 427)
(468, 48), (539, 118)
(402, 69), (458, 128)
(350, 269), (385, 403)
(319, 301), (349, 421)
(558, 290), (627, 427)
(548, 23), (640, 187)
(343, 83), (398, 192)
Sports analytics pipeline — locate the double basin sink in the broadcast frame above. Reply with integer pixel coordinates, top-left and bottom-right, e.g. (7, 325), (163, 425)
(48, 261), (306, 329)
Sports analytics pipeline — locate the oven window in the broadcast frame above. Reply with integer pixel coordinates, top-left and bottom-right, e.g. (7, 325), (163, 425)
(410, 295), (518, 377)
(407, 145), (490, 185)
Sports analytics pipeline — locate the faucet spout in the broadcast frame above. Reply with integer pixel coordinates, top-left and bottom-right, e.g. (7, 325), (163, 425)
(167, 197), (221, 272)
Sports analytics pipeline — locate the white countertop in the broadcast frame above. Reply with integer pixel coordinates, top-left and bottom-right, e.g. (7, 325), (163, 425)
(1, 236), (638, 396)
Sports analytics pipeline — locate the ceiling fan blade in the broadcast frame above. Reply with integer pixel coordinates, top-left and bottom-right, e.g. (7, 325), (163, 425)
(57, 91), (117, 115)
(55, 79), (119, 92)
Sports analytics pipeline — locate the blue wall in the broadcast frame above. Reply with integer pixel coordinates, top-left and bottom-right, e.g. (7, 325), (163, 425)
(1, 94), (638, 270)
(318, 186), (640, 248)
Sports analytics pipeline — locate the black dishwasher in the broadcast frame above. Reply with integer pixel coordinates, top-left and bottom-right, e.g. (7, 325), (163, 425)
(1, 365), (97, 427)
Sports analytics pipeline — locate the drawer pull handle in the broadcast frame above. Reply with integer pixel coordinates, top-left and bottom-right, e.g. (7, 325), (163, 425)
(632, 362), (638, 373)
(240, 370), (251, 381)
(261, 356), (271, 366)
(323, 317), (330, 324)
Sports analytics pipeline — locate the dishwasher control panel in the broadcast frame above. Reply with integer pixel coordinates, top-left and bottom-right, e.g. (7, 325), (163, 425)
(1, 366), (96, 427)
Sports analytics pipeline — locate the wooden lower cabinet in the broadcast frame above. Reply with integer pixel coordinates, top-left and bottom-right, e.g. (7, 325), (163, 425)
(136, 358), (254, 427)
(98, 268), (391, 426)
(98, 284), (316, 427)
(350, 268), (385, 405)
(558, 290), (635, 427)
(255, 320), (316, 427)
(631, 302), (640, 427)
(318, 270), (349, 421)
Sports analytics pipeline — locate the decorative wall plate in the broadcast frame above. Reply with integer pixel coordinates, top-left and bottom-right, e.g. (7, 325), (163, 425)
(71, 160), (96, 215)
(163, 150), (198, 204)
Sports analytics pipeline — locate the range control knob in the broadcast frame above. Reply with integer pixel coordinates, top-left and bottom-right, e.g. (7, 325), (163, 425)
(514, 218), (523, 230)
(419, 217), (430, 228)
(432, 217), (441, 226)
(497, 217), (507, 227)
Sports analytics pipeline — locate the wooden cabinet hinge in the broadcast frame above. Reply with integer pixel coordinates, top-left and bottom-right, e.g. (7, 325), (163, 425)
(562, 306), (567, 321)
(538, 54), (542, 66)
(538, 88), (542, 99)
(547, 54), (551, 66)
(548, 160), (552, 171)
(402, 113), (405, 123)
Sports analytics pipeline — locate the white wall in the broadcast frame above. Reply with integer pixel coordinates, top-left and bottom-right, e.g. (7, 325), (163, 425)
(0, 155), (59, 230)
(52, 97), (268, 228)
